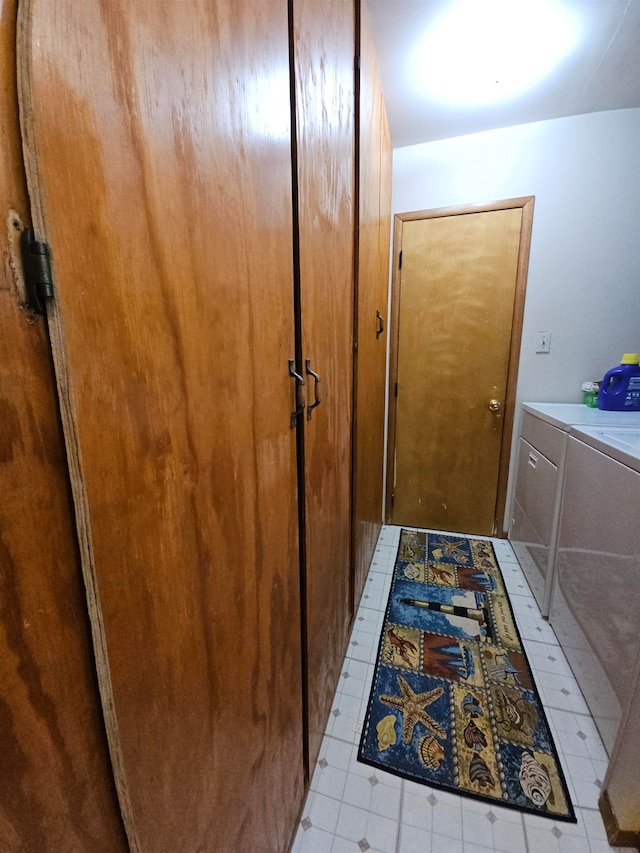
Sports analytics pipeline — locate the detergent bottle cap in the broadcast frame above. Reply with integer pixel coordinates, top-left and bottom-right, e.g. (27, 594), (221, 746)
(621, 353), (640, 365)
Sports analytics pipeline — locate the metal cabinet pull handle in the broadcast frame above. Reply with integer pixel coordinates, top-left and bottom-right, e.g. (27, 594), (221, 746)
(305, 359), (321, 420)
(289, 359), (305, 428)
(376, 310), (384, 339)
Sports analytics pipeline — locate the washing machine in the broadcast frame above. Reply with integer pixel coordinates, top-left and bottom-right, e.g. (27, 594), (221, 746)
(549, 425), (640, 754)
(509, 404), (640, 617)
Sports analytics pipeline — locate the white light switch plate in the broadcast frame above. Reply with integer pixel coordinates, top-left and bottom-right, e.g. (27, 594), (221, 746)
(535, 330), (551, 353)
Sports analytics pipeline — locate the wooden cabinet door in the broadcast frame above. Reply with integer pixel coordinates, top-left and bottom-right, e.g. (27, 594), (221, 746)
(352, 6), (392, 606)
(19, 1), (304, 851)
(293, 0), (356, 769)
(1, 4), (127, 849)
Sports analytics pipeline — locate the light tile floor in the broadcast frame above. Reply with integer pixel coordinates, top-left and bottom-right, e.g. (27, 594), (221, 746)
(292, 525), (626, 853)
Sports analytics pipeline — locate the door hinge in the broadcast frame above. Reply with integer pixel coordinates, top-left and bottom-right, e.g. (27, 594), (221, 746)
(395, 382), (398, 397)
(20, 228), (54, 315)
(398, 250), (403, 269)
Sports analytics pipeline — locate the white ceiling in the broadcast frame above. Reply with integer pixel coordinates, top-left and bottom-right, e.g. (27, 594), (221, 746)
(365, 0), (640, 148)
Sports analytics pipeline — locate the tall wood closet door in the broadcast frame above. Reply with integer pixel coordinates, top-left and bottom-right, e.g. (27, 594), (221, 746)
(352, 6), (392, 606)
(0, 3), (126, 849)
(19, 2), (304, 851)
(293, 0), (356, 769)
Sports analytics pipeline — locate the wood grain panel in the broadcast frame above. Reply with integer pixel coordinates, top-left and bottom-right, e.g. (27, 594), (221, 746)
(352, 5), (392, 607)
(293, 0), (356, 770)
(393, 208), (523, 535)
(19, 1), (304, 850)
(0, 2), (127, 850)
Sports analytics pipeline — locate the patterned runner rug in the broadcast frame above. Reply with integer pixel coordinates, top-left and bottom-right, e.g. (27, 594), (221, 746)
(358, 529), (576, 821)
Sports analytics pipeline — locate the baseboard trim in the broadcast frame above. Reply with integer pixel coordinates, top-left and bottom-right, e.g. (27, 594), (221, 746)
(599, 790), (640, 850)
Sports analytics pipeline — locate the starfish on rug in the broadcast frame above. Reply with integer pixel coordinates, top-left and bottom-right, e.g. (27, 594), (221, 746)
(379, 674), (446, 743)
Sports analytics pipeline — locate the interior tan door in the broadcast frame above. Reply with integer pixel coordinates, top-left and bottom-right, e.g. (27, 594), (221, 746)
(19, 1), (304, 851)
(293, 0), (355, 772)
(389, 200), (533, 536)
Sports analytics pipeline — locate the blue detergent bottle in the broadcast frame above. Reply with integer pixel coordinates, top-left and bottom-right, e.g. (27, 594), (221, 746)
(598, 353), (640, 411)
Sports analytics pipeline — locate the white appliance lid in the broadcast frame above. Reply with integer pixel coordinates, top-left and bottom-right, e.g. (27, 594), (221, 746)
(522, 403), (640, 431)
(569, 426), (640, 473)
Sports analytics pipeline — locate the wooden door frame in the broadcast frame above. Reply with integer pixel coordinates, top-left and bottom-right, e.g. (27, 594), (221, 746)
(385, 196), (535, 535)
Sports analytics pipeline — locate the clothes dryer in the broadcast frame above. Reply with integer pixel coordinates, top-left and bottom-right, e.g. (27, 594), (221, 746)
(549, 425), (640, 754)
(509, 404), (640, 616)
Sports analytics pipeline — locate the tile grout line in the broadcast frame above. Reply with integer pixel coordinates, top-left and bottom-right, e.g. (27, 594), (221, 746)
(394, 779), (404, 853)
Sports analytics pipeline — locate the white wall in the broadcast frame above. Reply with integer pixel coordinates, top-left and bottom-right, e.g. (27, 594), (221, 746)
(391, 108), (640, 529)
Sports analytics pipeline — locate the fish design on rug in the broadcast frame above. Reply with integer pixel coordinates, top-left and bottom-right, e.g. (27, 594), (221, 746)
(379, 675), (446, 743)
(461, 692), (483, 718)
(519, 752), (553, 806)
(469, 754), (494, 788)
(463, 718), (487, 750)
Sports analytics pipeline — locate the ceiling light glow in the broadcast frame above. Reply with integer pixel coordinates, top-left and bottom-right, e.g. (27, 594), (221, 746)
(413, 0), (581, 107)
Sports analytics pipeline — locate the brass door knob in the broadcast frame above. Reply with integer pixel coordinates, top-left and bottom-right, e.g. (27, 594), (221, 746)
(488, 399), (501, 412)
